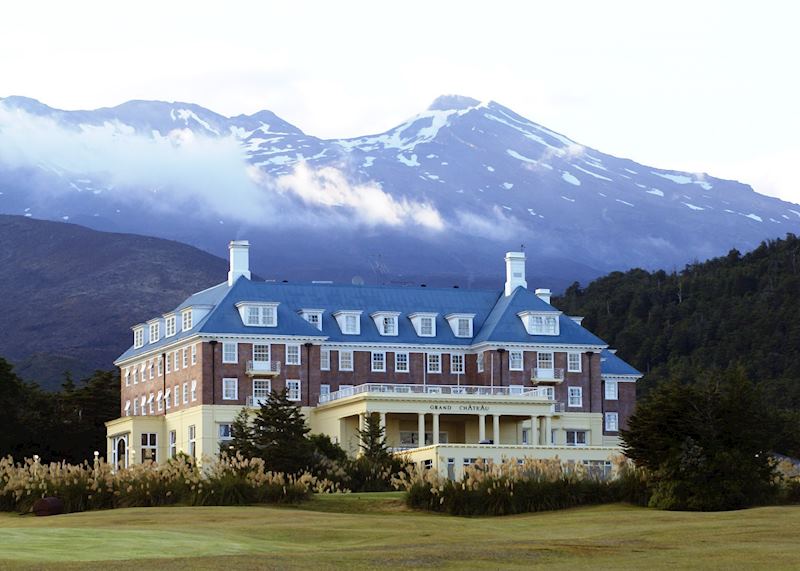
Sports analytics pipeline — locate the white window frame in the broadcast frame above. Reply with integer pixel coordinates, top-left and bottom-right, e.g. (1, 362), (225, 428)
(395, 351), (409, 373)
(371, 351), (386, 372)
(169, 430), (177, 458)
(182, 382), (189, 405)
(537, 351), (554, 371)
(182, 348), (188, 369)
(133, 398), (139, 416)
(427, 353), (441, 374)
(188, 425), (196, 457)
(252, 343), (270, 364)
(165, 356), (171, 374)
(125, 368), (131, 387)
(605, 412), (619, 432)
(181, 309), (193, 331)
(173, 384), (179, 407)
(237, 302), (279, 327)
(509, 350), (524, 371)
(218, 423), (233, 442)
(165, 315), (176, 337)
(222, 342), (238, 364)
(320, 384), (331, 398)
(173, 351), (179, 371)
(190, 379), (197, 402)
(149, 322), (160, 343)
(568, 386), (583, 407)
(320, 349), (330, 371)
(568, 352), (582, 373)
(140, 365), (145, 384)
(223, 378), (238, 400)
(165, 388), (171, 409)
(191, 344), (197, 365)
(450, 353), (464, 374)
(149, 361), (154, 380)
(477, 352), (484, 373)
(286, 379), (301, 401)
(124, 400), (131, 416)
(301, 310), (323, 331)
(605, 380), (619, 400)
(157, 391), (163, 412)
(339, 350), (354, 371)
(420, 317), (434, 336)
(333, 310), (362, 335)
(148, 393), (155, 414)
(133, 327), (144, 348)
(157, 357), (163, 376)
(518, 311), (561, 336)
(253, 379), (272, 402)
(285, 344), (301, 366)
(566, 429), (588, 447)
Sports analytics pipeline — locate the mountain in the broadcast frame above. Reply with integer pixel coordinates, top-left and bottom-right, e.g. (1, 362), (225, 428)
(1, 94), (799, 290)
(0, 215), (227, 389)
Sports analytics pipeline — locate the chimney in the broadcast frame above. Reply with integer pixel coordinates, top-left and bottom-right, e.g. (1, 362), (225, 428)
(535, 288), (552, 304)
(504, 251), (527, 296)
(228, 240), (251, 286)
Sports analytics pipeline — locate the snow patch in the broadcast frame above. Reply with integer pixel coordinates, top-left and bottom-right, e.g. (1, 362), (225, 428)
(506, 149), (538, 163)
(397, 153), (420, 167)
(744, 213), (763, 222)
(502, 182), (514, 190)
(647, 188), (664, 197)
(561, 196), (576, 202)
(682, 202), (704, 211)
(616, 199), (634, 207)
(171, 108), (219, 135)
(362, 156), (375, 168)
(502, 205), (512, 211)
(573, 164), (612, 181)
(789, 210), (800, 218)
(624, 168), (638, 174)
(486, 165), (495, 172)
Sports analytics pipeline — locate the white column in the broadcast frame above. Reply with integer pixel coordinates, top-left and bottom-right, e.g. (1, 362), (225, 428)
(432, 413), (440, 445)
(418, 413), (426, 448)
(544, 415), (553, 445)
(478, 414), (486, 442)
(539, 416), (546, 445)
(530, 415), (538, 446)
(492, 414), (500, 444)
(379, 412), (387, 431)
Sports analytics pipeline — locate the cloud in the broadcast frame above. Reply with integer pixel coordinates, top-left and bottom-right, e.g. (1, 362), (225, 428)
(453, 205), (528, 241)
(271, 162), (444, 230)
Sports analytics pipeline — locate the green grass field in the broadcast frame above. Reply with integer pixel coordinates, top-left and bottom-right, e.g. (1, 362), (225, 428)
(1, 494), (797, 570)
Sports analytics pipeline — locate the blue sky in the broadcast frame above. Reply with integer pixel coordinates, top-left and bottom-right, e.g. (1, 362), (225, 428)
(1, 0), (798, 203)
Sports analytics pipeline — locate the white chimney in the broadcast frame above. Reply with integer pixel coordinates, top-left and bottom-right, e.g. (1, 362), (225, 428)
(535, 288), (552, 304)
(228, 240), (251, 286)
(504, 252), (527, 296)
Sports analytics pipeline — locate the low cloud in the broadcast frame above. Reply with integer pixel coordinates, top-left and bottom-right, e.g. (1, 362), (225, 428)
(453, 205), (528, 241)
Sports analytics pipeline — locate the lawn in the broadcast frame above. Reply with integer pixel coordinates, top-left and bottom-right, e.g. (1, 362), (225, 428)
(0, 494), (797, 570)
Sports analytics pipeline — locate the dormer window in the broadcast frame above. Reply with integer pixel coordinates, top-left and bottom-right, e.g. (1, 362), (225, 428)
(334, 310), (362, 335)
(409, 312), (438, 337)
(445, 313), (475, 338)
(164, 314), (176, 337)
(236, 302), (279, 327)
(299, 309), (324, 331)
(181, 309), (193, 331)
(149, 321), (160, 343)
(133, 326), (144, 348)
(517, 311), (561, 336)
(370, 311), (400, 336)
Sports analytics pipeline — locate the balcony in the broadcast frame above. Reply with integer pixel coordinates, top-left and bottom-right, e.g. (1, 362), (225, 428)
(245, 360), (281, 377)
(531, 367), (564, 384)
(246, 395), (269, 408)
(319, 383), (554, 405)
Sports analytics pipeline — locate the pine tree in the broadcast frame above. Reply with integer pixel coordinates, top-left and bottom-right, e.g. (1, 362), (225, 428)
(248, 390), (314, 474)
(357, 413), (391, 462)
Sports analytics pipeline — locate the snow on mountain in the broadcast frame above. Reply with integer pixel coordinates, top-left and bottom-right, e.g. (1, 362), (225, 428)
(0, 94), (798, 289)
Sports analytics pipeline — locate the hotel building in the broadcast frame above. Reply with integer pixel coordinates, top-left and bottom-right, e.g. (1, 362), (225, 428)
(106, 241), (640, 476)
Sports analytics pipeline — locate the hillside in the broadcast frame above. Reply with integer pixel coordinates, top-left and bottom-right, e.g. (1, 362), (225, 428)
(555, 234), (800, 408)
(0, 215), (227, 389)
(1, 95), (798, 289)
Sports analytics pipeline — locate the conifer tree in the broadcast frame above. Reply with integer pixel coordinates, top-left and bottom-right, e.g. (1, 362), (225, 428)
(248, 390), (314, 474)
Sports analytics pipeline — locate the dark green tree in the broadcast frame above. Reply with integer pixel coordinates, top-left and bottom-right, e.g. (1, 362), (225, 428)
(622, 368), (779, 510)
(348, 413), (406, 492)
(246, 390), (315, 474)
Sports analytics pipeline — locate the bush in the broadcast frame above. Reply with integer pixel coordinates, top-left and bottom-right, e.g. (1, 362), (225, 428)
(0, 453), (315, 514)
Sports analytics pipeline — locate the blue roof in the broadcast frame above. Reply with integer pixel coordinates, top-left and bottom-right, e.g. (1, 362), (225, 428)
(600, 349), (641, 376)
(116, 278), (638, 379)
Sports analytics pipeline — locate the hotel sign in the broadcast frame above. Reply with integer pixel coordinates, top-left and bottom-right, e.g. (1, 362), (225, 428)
(430, 403), (490, 412)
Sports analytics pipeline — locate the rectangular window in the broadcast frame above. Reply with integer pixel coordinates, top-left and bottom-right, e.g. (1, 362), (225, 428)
(537, 351), (554, 370)
(133, 328), (144, 348)
(125, 368), (131, 387)
(141, 433), (157, 463)
(320, 384), (330, 397)
(286, 344), (301, 366)
(427, 353), (441, 374)
(149, 322), (160, 343)
(450, 353), (464, 374)
(149, 361), (154, 379)
(173, 351), (179, 371)
(305, 312), (322, 330)
(286, 379), (301, 401)
(165, 388), (171, 409)
(605, 380), (619, 400)
(223, 378), (238, 400)
(188, 425), (196, 458)
(133, 398), (139, 415)
(253, 379), (271, 403)
(182, 348), (188, 369)
(182, 382), (189, 405)
(420, 317), (433, 336)
(339, 350), (353, 371)
(223, 342), (238, 363)
(165, 356), (171, 374)
(568, 386), (583, 407)
(395, 352), (409, 373)
(148, 393), (154, 414)
(566, 430), (588, 447)
(247, 306), (260, 326)
(173, 385), (179, 407)
(545, 316), (558, 334)
(157, 357), (163, 376)
(253, 343), (270, 363)
(568, 352), (582, 372)
(509, 351), (523, 371)
(165, 315), (176, 337)
(344, 314), (358, 334)
(191, 344), (197, 365)
(371, 351), (386, 372)
(140, 365), (145, 383)
(457, 318), (470, 337)
(182, 309), (193, 331)
(477, 352), (484, 373)
(124, 400), (131, 416)
(262, 306), (276, 326)
(169, 430), (177, 458)
(190, 380), (197, 402)
(605, 412), (619, 432)
(320, 349), (330, 371)
(382, 316), (396, 335)
(218, 423), (233, 442)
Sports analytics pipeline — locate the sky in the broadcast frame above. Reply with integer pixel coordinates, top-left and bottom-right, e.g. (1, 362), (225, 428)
(1, 0), (798, 204)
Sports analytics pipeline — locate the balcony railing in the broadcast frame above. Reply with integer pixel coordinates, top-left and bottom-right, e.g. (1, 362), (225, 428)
(319, 383), (555, 404)
(531, 367), (564, 383)
(245, 360), (281, 376)
(246, 395), (269, 408)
